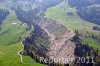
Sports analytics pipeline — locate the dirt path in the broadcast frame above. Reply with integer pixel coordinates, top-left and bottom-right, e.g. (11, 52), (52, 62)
(18, 42), (24, 64)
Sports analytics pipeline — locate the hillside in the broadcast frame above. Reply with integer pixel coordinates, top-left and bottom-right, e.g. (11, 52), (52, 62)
(68, 0), (100, 25)
(0, 0), (100, 66)
(23, 16), (76, 64)
(68, 0), (100, 7)
(0, 11), (44, 66)
(23, 16), (99, 65)
(45, 1), (100, 52)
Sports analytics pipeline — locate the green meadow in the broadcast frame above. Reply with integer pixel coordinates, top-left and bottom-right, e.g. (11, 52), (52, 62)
(0, 11), (44, 66)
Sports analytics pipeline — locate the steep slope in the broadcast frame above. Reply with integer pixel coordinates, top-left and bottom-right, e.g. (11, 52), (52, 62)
(23, 16), (99, 65)
(22, 0), (100, 65)
(23, 16), (76, 64)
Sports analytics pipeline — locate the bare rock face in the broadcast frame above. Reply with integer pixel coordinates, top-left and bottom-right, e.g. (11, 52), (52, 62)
(23, 17), (76, 64)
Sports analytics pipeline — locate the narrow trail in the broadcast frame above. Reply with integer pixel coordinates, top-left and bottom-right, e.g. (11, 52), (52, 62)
(17, 42), (24, 64)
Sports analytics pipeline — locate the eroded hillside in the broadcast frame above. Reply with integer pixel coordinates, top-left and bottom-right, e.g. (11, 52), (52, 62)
(0, 0), (100, 66)
(23, 16), (76, 64)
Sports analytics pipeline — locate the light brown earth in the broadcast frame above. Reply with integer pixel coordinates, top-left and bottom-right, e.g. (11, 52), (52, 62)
(37, 17), (76, 64)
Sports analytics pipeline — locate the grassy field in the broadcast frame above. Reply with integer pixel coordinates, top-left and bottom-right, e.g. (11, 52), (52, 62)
(0, 11), (25, 46)
(45, 1), (100, 52)
(0, 43), (44, 66)
(0, 11), (44, 66)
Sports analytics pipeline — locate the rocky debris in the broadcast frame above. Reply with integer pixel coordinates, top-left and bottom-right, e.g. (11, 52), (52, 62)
(23, 17), (76, 64)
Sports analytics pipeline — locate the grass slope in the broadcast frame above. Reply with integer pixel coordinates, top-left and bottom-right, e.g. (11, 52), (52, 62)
(0, 11), (25, 45)
(46, 1), (100, 31)
(0, 11), (44, 66)
(45, 1), (100, 52)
